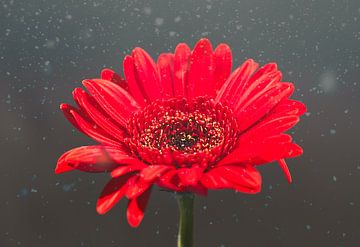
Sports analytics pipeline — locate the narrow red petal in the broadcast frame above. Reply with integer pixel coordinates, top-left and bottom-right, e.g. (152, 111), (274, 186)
(218, 136), (303, 167)
(234, 69), (282, 110)
(56, 145), (127, 174)
(201, 164), (261, 194)
(187, 38), (214, 99)
(60, 103), (81, 131)
(157, 53), (174, 99)
(70, 109), (120, 146)
(123, 55), (146, 106)
(213, 43), (232, 91)
(139, 165), (172, 182)
(177, 167), (203, 187)
(83, 79), (139, 127)
(249, 115), (300, 138)
(101, 68), (128, 90)
(235, 83), (295, 131)
(127, 186), (152, 228)
(55, 153), (75, 174)
(126, 176), (152, 199)
(270, 99), (307, 117)
(215, 59), (259, 106)
(278, 159), (292, 183)
(131, 47), (162, 102)
(72, 88), (127, 141)
(61, 102), (119, 146)
(111, 162), (147, 178)
(173, 43), (191, 97)
(157, 170), (182, 192)
(234, 63), (279, 108)
(96, 174), (133, 214)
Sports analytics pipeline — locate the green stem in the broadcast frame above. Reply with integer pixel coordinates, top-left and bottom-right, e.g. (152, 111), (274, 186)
(177, 193), (194, 247)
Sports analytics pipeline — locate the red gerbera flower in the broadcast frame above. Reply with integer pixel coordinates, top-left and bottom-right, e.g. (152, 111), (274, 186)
(56, 38), (305, 227)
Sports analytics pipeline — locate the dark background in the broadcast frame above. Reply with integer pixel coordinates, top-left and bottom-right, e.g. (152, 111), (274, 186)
(1, 0), (359, 246)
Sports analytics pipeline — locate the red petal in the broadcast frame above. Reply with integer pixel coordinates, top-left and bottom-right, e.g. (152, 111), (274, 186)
(111, 162), (147, 178)
(234, 67), (281, 110)
(131, 47), (162, 103)
(218, 138), (303, 167)
(96, 174), (133, 214)
(69, 109), (120, 147)
(139, 165), (172, 182)
(246, 115), (300, 139)
(270, 99), (307, 117)
(177, 167), (203, 187)
(55, 145), (129, 174)
(278, 159), (292, 183)
(72, 88), (127, 141)
(187, 38), (214, 99)
(123, 55), (146, 106)
(201, 164), (261, 194)
(235, 82), (295, 131)
(60, 103), (81, 131)
(100, 68), (128, 90)
(157, 170), (182, 192)
(215, 59), (259, 106)
(213, 43), (232, 91)
(83, 79), (139, 127)
(127, 187), (152, 228)
(173, 43), (191, 97)
(61, 102), (119, 146)
(157, 53), (174, 99)
(126, 176), (152, 199)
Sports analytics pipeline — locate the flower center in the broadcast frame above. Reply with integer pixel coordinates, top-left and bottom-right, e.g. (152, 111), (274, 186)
(126, 97), (238, 168)
(140, 112), (223, 153)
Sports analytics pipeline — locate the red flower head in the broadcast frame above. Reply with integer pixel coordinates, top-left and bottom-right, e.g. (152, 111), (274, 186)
(56, 38), (306, 227)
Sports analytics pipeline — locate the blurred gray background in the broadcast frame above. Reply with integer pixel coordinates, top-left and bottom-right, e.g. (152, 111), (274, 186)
(1, 0), (359, 246)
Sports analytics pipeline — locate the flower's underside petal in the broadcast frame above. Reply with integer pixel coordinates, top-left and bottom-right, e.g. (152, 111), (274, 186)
(111, 162), (147, 178)
(157, 53), (174, 99)
(72, 88), (127, 141)
(201, 164), (261, 194)
(215, 59), (259, 107)
(124, 48), (162, 105)
(177, 167), (204, 187)
(100, 68), (128, 90)
(126, 175), (152, 199)
(157, 170), (182, 192)
(62, 105), (120, 147)
(96, 174), (133, 214)
(139, 165), (172, 182)
(127, 186), (152, 228)
(173, 43), (191, 98)
(213, 43), (232, 91)
(187, 38), (214, 99)
(83, 79), (139, 127)
(55, 145), (132, 174)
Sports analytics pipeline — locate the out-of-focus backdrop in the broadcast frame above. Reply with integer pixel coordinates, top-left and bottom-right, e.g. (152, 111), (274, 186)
(1, 0), (359, 246)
